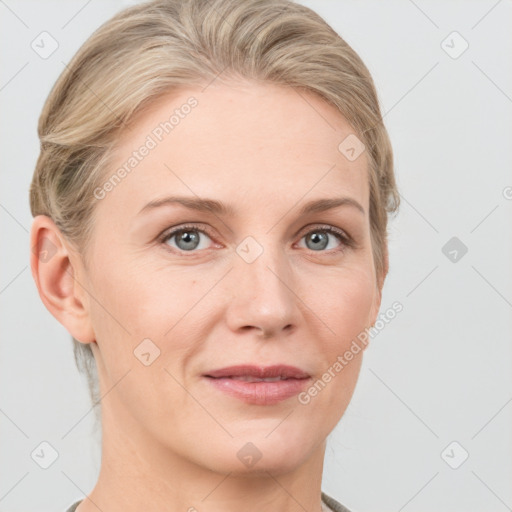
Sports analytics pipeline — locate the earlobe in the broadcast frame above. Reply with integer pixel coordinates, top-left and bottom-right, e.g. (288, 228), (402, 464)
(30, 215), (96, 344)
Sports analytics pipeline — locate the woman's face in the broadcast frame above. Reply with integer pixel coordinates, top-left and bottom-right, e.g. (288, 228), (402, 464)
(80, 79), (383, 474)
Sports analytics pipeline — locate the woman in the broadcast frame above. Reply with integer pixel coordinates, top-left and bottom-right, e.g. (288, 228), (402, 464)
(29, 0), (400, 511)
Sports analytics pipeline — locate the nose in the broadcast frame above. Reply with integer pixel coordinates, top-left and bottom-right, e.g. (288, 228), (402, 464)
(224, 241), (300, 339)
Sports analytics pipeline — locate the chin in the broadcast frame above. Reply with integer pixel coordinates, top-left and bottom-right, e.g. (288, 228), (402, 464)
(201, 433), (318, 476)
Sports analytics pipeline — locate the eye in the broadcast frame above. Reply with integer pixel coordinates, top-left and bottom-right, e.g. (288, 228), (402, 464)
(297, 225), (353, 254)
(160, 224), (215, 252)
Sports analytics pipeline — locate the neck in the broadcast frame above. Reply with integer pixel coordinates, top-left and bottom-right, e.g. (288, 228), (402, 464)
(77, 402), (327, 512)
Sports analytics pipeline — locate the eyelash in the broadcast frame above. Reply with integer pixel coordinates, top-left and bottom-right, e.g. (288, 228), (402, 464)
(158, 223), (355, 256)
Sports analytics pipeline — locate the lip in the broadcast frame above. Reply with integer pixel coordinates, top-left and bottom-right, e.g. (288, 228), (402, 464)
(203, 365), (311, 405)
(204, 365), (310, 379)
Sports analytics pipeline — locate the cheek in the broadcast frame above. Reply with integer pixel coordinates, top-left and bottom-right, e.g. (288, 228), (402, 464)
(92, 256), (168, 327)
(303, 271), (374, 414)
(88, 258), (203, 367)
(309, 267), (376, 345)
(86, 265), (191, 418)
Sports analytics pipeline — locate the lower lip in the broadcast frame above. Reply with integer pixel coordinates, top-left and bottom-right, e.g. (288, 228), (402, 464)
(204, 376), (311, 405)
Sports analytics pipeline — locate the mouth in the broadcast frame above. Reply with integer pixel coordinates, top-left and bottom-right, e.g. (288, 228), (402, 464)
(202, 365), (311, 405)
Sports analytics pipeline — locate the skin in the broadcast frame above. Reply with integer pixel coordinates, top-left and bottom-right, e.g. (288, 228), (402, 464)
(30, 79), (387, 512)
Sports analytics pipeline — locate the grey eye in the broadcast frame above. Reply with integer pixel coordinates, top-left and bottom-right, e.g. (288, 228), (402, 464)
(163, 227), (211, 252)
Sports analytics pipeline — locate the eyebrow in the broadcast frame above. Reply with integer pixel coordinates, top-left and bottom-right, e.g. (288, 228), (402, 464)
(138, 195), (365, 217)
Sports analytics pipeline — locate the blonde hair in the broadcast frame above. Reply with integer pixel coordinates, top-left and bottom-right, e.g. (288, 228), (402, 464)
(30, 0), (400, 420)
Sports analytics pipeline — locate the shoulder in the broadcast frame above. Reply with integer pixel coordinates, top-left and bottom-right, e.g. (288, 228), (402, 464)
(64, 499), (82, 512)
(321, 491), (354, 512)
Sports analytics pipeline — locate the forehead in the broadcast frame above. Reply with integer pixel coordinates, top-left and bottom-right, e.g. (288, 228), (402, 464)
(98, 80), (369, 218)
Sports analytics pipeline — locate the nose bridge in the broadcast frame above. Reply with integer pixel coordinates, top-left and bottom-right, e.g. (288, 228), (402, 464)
(227, 233), (298, 335)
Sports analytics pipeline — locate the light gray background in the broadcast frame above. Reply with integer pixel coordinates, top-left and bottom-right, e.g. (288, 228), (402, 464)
(1, 1), (511, 511)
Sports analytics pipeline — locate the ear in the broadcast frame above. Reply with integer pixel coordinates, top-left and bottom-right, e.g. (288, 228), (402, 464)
(30, 215), (96, 344)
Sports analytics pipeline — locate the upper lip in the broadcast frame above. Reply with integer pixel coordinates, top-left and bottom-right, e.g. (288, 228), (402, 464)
(204, 365), (310, 379)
